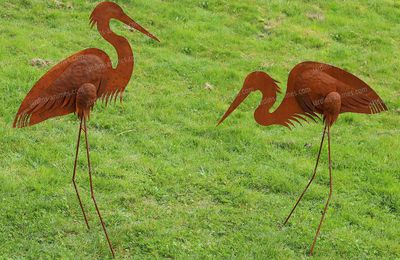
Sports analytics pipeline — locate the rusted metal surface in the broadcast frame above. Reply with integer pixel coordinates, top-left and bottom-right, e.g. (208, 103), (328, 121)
(218, 61), (387, 255)
(13, 2), (159, 257)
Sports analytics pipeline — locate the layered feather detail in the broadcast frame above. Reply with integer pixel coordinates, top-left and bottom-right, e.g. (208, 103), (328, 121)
(13, 49), (111, 128)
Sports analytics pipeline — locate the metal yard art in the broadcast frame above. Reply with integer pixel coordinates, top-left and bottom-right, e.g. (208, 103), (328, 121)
(217, 61), (387, 255)
(13, 1), (159, 256)
(11, 0), (389, 257)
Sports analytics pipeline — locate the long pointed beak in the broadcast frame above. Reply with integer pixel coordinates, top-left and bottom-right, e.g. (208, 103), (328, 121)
(217, 87), (251, 126)
(121, 13), (160, 42)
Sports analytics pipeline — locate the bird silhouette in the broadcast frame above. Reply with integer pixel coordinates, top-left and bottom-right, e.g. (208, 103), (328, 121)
(217, 61), (387, 255)
(13, 1), (160, 256)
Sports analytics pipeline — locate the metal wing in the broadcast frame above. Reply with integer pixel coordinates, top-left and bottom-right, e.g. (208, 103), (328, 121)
(13, 48), (111, 128)
(317, 63), (388, 114)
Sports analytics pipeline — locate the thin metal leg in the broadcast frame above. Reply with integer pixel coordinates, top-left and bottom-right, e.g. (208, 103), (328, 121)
(283, 125), (327, 225)
(310, 124), (333, 255)
(72, 117), (90, 229)
(83, 118), (115, 257)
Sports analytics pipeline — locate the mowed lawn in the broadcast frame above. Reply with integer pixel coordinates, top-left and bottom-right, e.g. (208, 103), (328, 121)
(0, 0), (399, 258)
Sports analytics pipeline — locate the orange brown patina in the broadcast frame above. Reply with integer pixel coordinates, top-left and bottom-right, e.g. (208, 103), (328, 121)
(218, 61), (387, 255)
(13, 2), (160, 257)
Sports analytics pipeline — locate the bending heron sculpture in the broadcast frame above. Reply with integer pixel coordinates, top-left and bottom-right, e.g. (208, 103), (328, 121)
(217, 61), (387, 255)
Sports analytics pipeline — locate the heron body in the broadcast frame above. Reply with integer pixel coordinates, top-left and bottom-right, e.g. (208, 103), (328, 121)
(219, 62), (387, 128)
(218, 61), (387, 255)
(14, 2), (159, 127)
(13, 1), (159, 257)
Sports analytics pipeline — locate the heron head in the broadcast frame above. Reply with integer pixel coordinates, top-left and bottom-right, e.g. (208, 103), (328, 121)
(90, 1), (160, 42)
(217, 71), (281, 125)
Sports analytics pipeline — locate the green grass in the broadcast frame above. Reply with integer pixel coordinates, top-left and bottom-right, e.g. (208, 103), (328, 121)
(0, 0), (399, 258)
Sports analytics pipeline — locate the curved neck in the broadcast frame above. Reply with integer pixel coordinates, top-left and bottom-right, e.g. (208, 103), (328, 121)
(254, 91), (297, 127)
(253, 73), (308, 128)
(97, 19), (134, 85)
(254, 90), (278, 126)
(254, 93), (300, 127)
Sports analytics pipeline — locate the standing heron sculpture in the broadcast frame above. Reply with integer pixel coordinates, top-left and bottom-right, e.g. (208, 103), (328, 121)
(13, 1), (160, 256)
(217, 61), (387, 255)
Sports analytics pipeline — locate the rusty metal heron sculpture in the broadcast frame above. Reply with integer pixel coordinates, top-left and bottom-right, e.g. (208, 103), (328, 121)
(217, 61), (387, 255)
(13, 1), (160, 256)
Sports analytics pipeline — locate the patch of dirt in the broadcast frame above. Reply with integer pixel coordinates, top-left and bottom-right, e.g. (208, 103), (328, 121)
(260, 15), (286, 36)
(123, 24), (135, 32)
(304, 143), (312, 149)
(261, 61), (275, 69)
(306, 12), (325, 21)
(30, 58), (52, 68)
(52, 0), (73, 9)
(263, 18), (282, 33)
(204, 82), (214, 91)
